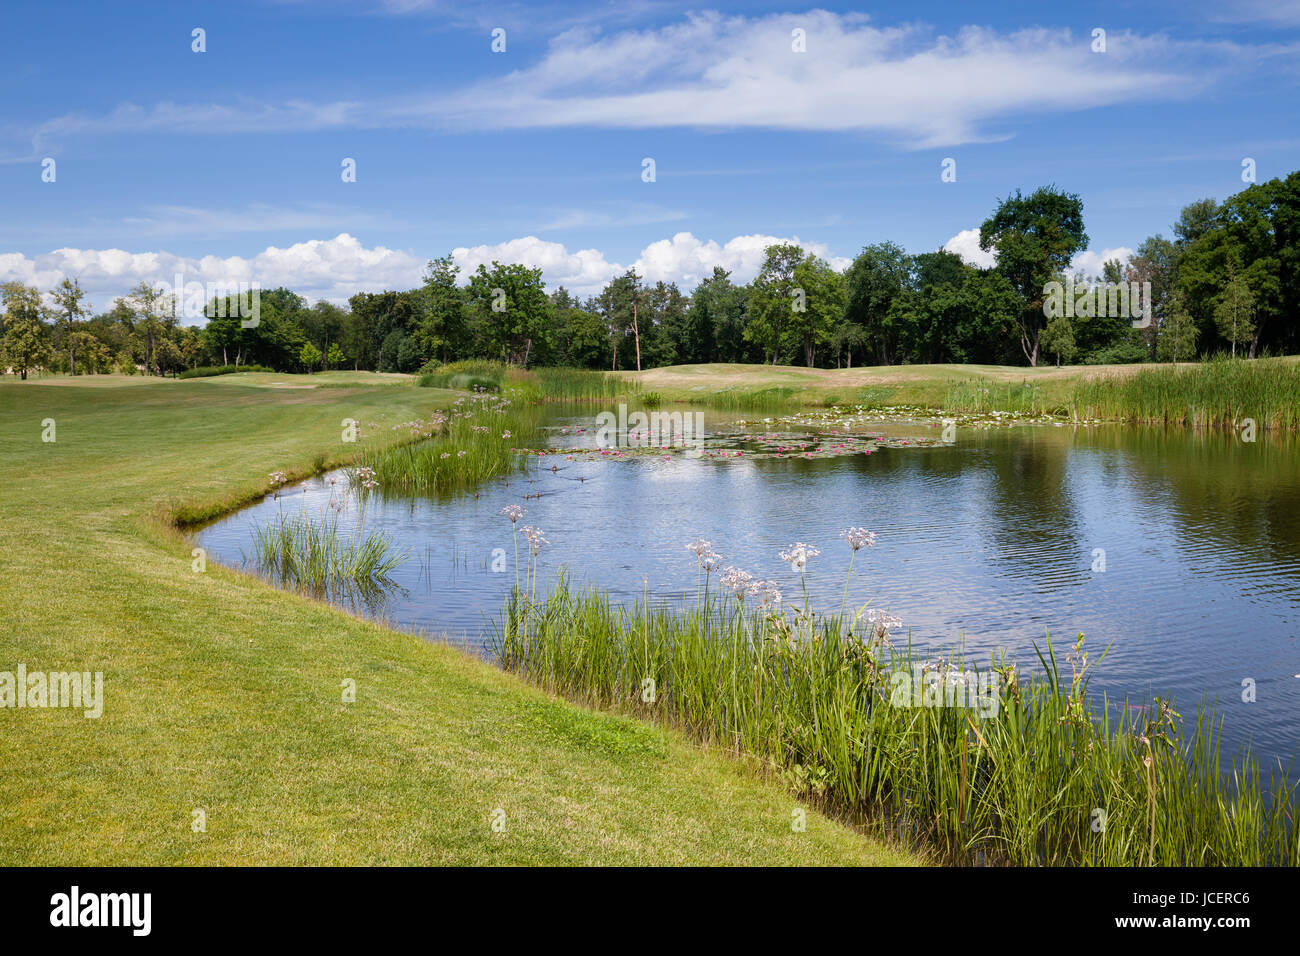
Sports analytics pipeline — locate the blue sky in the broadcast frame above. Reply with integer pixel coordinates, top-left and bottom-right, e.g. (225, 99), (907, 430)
(2, 0), (1298, 314)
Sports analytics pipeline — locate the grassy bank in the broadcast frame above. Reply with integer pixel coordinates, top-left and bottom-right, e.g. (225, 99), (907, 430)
(0, 373), (914, 865)
(500, 575), (1299, 866)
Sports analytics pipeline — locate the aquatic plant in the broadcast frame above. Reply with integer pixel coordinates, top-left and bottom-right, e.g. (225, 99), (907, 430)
(350, 390), (537, 495)
(249, 508), (405, 599)
(495, 532), (1300, 866)
(1070, 356), (1300, 430)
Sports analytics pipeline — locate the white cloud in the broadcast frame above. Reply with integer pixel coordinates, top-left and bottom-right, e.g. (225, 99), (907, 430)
(0, 234), (426, 320)
(942, 228), (997, 268)
(1, 230), (851, 317)
(10, 12), (1250, 158)
(943, 229), (1133, 278)
(1071, 246), (1135, 278)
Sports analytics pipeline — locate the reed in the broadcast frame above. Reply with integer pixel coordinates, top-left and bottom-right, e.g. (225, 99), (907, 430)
(944, 380), (1059, 416)
(687, 385), (803, 413)
(249, 508), (405, 598)
(419, 361), (638, 403)
(494, 546), (1298, 866)
(348, 390), (538, 496)
(1070, 357), (1300, 430)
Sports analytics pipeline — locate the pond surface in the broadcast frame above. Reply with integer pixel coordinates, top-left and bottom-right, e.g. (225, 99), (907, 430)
(196, 404), (1300, 772)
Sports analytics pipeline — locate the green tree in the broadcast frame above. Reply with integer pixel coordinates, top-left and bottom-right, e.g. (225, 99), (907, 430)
(326, 342), (345, 369)
(0, 303), (49, 380)
(1214, 265), (1256, 358)
(414, 256), (466, 365)
(50, 277), (90, 374)
(979, 186), (1089, 366)
(466, 262), (552, 366)
(744, 243), (806, 365)
(299, 341), (322, 371)
(843, 241), (910, 365)
(788, 255), (844, 367)
(1040, 313), (1078, 366)
(1156, 292), (1199, 362)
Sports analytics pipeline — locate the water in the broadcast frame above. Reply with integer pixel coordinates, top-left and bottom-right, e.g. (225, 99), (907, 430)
(196, 405), (1300, 771)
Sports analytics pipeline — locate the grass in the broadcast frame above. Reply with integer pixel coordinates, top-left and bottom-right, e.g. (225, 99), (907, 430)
(1069, 356), (1300, 430)
(0, 372), (913, 865)
(498, 569), (1300, 866)
(249, 507), (406, 599)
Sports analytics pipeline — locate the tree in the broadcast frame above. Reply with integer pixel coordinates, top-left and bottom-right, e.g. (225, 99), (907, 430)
(299, 342), (322, 371)
(124, 282), (170, 375)
(1, 312), (49, 379)
(327, 343), (345, 369)
(414, 256), (466, 365)
(788, 255), (844, 366)
(744, 243), (806, 365)
(843, 242), (910, 365)
(979, 186), (1089, 366)
(50, 277), (89, 374)
(1156, 292), (1199, 362)
(1124, 236), (1178, 357)
(2, 282), (52, 379)
(1040, 313), (1077, 367)
(1214, 265), (1255, 358)
(466, 262), (552, 366)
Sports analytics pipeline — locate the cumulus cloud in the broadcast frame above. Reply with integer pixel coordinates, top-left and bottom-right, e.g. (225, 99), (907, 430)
(943, 228), (1133, 279)
(1071, 246), (1135, 278)
(942, 228), (997, 269)
(0, 230), (851, 318)
(9, 11), (1250, 158)
(0, 235), (426, 320)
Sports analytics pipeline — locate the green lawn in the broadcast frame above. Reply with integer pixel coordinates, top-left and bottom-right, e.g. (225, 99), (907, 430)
(0, 373), (917, 865)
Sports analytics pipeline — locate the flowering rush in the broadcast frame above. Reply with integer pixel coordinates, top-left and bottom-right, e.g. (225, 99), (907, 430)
(720, 566), (756, 599)
(686, 539), (723, 572)
(779, 542), (819, 572)
(521, 525), (549, 555)
(841, 527), (877, 551)
(864, 608), (903, 641)
(500, 505), (525, 524)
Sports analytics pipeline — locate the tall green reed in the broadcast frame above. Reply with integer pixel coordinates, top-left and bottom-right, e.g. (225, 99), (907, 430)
(494, 539), (1298, 866)
(1070, 357), (1300, 430)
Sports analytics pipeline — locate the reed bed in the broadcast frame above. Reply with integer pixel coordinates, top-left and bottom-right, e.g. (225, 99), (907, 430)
(494, 541), (1298, 866)
(419, 360), (638, 403)
(348, 390), (537, 496)
(1070, 357), (1300, 430)
(944, 380), (1058, 417)
(687, 386), (803, 413)
(249, 509), (405, 599)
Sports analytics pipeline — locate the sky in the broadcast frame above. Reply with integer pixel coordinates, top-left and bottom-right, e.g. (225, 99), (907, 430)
(1, 0), (1298, 317)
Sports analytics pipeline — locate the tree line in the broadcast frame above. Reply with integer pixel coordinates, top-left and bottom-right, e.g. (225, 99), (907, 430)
(3, 170), (1297, 380)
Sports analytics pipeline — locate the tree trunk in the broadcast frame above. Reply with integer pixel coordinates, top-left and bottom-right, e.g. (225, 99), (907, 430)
(632, 299), (642, 372)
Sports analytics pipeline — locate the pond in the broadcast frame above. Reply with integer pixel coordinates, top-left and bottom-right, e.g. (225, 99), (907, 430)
(195, 402), (1300, 772)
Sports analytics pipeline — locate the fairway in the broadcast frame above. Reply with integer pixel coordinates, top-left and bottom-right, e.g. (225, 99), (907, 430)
(0, 374), (916, 865)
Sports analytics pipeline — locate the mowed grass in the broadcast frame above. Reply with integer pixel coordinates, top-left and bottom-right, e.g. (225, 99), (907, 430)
(0, 375), (915, 865)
